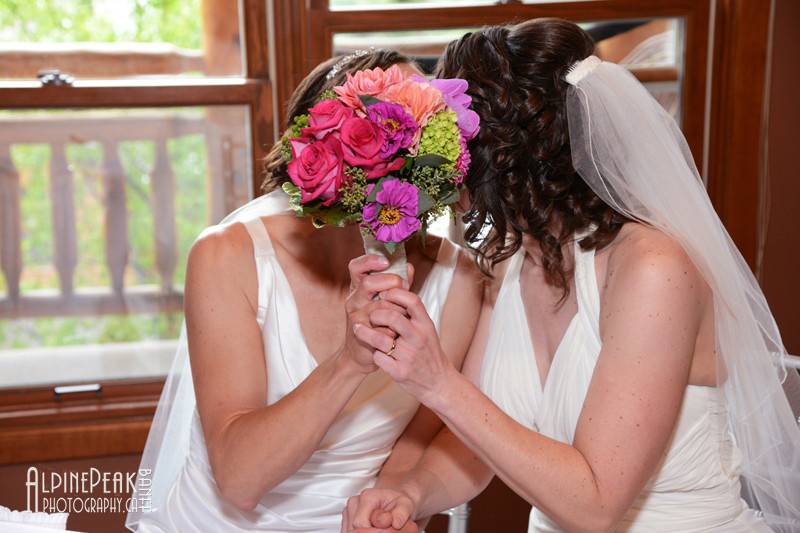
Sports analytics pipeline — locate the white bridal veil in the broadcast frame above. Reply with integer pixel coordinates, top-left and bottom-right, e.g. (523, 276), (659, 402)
(565, 56), (800, 531)
(125, 190), (291, 531)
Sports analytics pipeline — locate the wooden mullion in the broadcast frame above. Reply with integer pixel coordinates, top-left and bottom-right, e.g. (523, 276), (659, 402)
(0, 78), (266, 109)
(313, 0), (700, 32)
(243, 0), (270, 79)
(706, 0), (772, 267)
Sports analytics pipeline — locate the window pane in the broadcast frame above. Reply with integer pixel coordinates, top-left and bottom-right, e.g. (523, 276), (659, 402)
(333, 28), (478, 74)
(333, 18), (684, 118)
(0, 106), (252, 388)
(330, 0), (495, 9)
(0, 0), (243, 80)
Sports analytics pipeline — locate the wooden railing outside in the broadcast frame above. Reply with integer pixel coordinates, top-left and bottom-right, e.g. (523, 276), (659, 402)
(0, 111), (249, 320)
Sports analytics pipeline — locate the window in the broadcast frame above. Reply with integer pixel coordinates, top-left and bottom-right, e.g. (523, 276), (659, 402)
(0, 0), (271, 463)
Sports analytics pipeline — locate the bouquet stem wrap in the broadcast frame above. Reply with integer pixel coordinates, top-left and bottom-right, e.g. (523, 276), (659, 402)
(361, 232), (408, 281)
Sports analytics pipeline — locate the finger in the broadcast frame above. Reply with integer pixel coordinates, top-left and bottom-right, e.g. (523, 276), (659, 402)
(349, 255), (390, 287)
(360, 273), (405, 295)
(373, 326), (397, 339)
(366, 299), (408, 317)
(377, 289), (433, 327)
(387, 501), (413, 530)
(349, 274), (405, 309)
(374, 350), (405, 381)
(353, 323), (395, 353)
(403, 263), (415, 290)
(368, 309), (418, 341)
(370, 508), (393, 529)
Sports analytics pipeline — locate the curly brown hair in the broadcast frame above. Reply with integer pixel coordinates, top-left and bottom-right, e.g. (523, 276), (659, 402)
(435, 18), (631, 294)
(261, 49), (414, 192)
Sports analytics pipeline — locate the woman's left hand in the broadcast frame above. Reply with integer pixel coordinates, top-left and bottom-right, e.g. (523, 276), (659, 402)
(357, 287), (457, 408)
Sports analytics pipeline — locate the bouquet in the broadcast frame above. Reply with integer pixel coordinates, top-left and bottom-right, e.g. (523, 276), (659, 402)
(280, 64), (479, 279)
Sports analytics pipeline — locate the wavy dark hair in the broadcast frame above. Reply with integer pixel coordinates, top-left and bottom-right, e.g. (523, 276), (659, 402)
(435, 18), (631, 294)
(261, 49), (413, 192)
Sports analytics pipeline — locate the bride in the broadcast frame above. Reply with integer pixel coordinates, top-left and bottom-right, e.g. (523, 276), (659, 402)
(125, 49), (482, 533)
(343, 19), (800, 533)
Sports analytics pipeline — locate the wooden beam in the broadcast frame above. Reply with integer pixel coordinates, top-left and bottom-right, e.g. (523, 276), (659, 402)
(0, 78), (269, 109)
(706, 0), (773, 268)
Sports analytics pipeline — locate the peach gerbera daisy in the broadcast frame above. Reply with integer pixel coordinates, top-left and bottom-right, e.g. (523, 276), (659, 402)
(378, 78), (446, 130)
(335, 64), (406, 111)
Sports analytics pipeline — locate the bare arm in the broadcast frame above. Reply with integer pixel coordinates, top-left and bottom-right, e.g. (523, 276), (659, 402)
(363, 236), (707, 532)
(187, 225), (406, 512)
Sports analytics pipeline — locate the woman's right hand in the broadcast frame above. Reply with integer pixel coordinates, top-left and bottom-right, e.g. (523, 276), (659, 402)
(340, 255), (413, 374)
(341, 487), (418, 533)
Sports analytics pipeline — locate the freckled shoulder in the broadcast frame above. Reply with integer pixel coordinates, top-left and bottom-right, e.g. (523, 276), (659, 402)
(603, 224), (708, 300)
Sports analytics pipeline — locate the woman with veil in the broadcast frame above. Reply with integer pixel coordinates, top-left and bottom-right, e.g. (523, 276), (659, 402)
(342, 19), (800, 533)
(125, 49), (483, 533)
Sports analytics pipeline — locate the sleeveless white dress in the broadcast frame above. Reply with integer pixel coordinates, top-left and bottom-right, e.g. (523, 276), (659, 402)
(480, 239), (772, 532)
(137, 216), (459, 532)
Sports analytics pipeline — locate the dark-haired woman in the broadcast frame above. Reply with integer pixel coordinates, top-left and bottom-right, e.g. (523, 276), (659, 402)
(127, 50), (483, 533)
(343, 19), (800, 533)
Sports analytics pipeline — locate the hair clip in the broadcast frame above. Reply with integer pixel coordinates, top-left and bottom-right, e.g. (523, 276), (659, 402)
(565, 55), (602, 86)
(325, 47), (375, 80)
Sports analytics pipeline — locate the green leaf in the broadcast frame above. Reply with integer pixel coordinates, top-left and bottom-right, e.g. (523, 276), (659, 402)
(359, 95), (382, 107)
(417, 189), (435, 215)
(414, 153), (451, 168)
(440, 188), (461, 206)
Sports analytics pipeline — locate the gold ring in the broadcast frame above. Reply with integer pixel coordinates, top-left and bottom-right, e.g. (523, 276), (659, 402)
(386, 339), (397, 359)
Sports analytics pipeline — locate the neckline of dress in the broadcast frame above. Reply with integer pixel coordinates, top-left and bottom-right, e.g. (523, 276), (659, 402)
(513, 238), (591, 394)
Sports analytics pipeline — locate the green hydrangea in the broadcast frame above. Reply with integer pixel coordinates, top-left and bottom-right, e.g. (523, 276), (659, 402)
(319, 89), (338, 101)
(288, 114), (309, 139)
(417, 110), (461, 171)
(281, 114), (311, 162)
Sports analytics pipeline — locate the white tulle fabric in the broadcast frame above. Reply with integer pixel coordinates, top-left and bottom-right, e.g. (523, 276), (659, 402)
(481, 241), (771, 532)
(564, 57), (800, 530)
(126, 190), (459, 532)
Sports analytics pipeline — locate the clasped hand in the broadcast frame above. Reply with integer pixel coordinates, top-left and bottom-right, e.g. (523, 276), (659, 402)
(353, 285), (456, 409)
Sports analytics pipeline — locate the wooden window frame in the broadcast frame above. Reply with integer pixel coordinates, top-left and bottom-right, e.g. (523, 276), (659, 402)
(0, 0), (272, 465)
(274, 0), (710, 164)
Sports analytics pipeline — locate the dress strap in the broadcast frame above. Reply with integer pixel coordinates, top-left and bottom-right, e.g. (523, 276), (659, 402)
(573, 237), (602, 348)
(242, 217), (275, 258)
(241, 217), (274, 323)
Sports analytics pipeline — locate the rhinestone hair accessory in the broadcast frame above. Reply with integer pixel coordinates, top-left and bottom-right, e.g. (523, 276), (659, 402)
(565, 55), (602, 85)
(326, 48), (375, 80)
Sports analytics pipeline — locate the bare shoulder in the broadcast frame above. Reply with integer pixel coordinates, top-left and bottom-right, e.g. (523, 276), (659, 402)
(603, 223), (708, 302)
(189, 221), (254, 274)
(186, 222), (258, 310)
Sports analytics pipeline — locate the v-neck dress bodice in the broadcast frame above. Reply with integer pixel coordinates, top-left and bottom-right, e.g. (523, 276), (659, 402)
(480, 239), (770, 532)
(137, 216), (460, 533)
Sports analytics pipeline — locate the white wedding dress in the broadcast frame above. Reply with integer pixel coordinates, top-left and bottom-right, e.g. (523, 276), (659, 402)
(480, 239), (772, 532)
(137, 215), (460, 533)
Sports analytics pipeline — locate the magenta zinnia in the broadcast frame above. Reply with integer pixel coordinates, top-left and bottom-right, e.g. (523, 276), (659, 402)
(362, 179), (421, 243)
(367, 102), (418, 158)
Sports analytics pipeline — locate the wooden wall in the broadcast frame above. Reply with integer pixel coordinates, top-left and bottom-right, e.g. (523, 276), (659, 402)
(762, 0), (800, 355)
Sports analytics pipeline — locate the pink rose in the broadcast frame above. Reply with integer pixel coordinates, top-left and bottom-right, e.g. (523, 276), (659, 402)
(301, 99), (354, 139)
(287, 134), (345, 205)
(340, 117), (405, 179)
